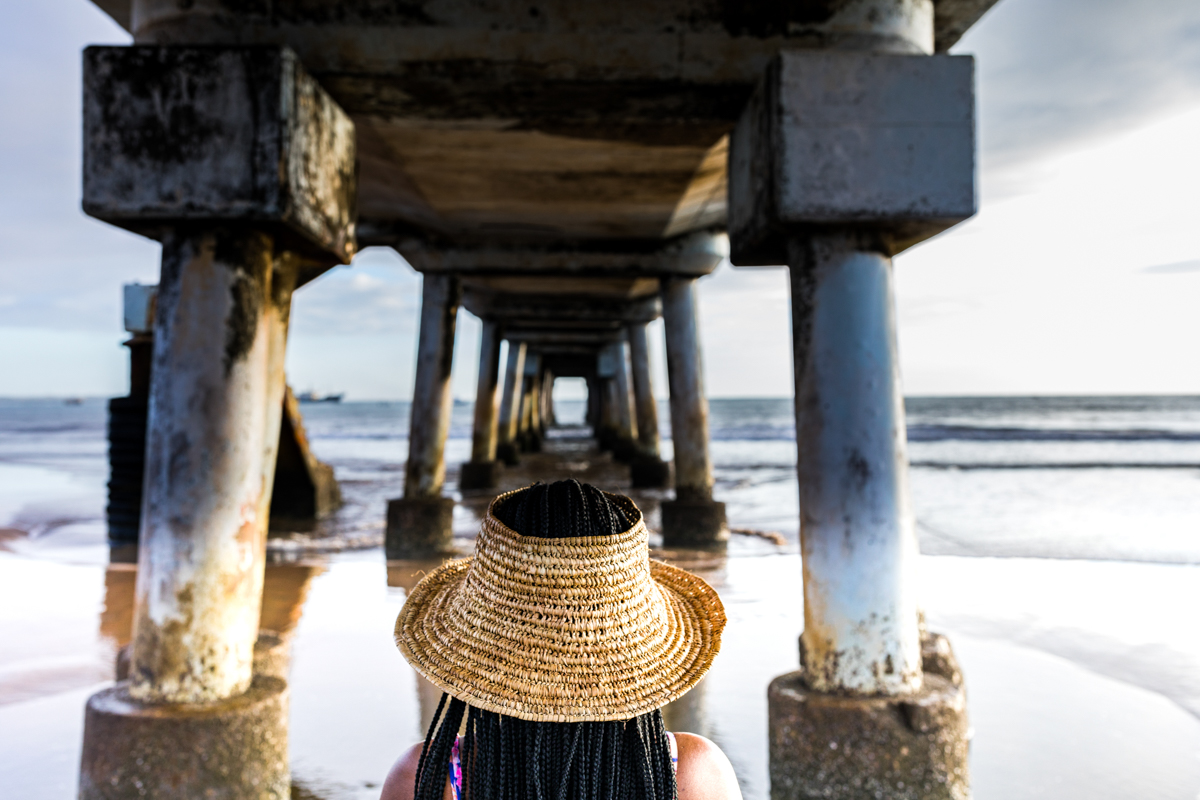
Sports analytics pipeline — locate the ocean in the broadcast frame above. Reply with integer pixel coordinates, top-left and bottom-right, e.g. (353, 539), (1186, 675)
(1, 395), (1199, 799)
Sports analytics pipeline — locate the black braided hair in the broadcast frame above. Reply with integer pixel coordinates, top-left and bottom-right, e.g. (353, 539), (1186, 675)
(414, 481), (675, 800)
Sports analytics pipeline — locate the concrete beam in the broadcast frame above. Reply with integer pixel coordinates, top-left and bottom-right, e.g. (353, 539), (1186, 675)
(393, 232), (726, 277)
(728, 50), (976, 265)
(462, 290), (662, 326)
(83, 46), (357, 275)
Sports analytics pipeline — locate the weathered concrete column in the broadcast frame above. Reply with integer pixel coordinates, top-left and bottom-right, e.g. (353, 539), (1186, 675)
(660, 277), (727, 547)
(789, 232), (922, 693)
(610, 340), (638, 462)
(460, 319), (502, 490)
(519, 351), (543, 452)
(728, 33), (976, 800)
(130, 229), (293, 704)
(79, 45), (355, 800)
(386, 274), (460, 557)
(496, 341), (526, 466)
(627, 322), (670, 488)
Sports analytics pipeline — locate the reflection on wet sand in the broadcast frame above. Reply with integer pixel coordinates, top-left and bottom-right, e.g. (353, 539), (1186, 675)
(104, 559), (328, 682)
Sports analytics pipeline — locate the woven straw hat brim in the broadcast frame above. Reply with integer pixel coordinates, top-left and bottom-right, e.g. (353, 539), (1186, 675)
(395, 509), (725, 723)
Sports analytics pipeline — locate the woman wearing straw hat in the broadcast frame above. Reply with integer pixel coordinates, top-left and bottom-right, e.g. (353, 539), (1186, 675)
(382, 480), (741, 800)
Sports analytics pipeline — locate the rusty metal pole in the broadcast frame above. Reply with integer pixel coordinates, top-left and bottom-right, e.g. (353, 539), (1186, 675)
(130, 229), (292, 705)
(660, 277), (726, 545)
(461, 319), (502, 490)
(628, 322), (670, 487)
(496, 341), (526, 466)
(386, 274), (460, 556)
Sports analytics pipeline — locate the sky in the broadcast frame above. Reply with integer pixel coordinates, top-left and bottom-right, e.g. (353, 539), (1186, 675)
(0, 0), (1198, 399)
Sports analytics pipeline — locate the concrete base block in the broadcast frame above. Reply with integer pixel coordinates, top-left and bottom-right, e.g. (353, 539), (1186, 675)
(460, 460), (502, 491)
(769, 634), (970, 800)
(630, 457), (671, 489)
(79, 675), (289, 800)
(661, 499), (728, 548)
(117, 633), (292, 683)
(386, 496), (455, 558)
(496, 442), (520, 466)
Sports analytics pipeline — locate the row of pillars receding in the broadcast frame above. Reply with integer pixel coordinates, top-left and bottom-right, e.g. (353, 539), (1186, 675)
(76, 0), (977, 794)
(384, 273), (728, 559)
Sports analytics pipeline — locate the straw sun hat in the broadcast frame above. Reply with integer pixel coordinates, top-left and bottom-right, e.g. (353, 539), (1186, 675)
(395, 488), (726, 723)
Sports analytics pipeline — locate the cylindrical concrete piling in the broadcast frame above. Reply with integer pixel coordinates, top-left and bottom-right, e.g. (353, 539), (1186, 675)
(496, 341), (526, 466)
(660, 277), (726, 546)
(611, 340), (638, 462)
(520, 352), (543, 452)
(131, 228), (288, 706)
(461, 319), (502, 490)
(82, 228), (294, 800)
(628, 322), (670, 488)
(386, 274), (460, 557)
(789, 232), (921, 695)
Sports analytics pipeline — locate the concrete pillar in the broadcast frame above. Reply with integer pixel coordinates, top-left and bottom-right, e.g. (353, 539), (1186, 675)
(627, 322), (670, 488)
(585, 374), (601, 431)
(460, 319), (502, 490)
(726, 10), (976, 797)
(81, 229), (295, 800)
(386, 274), (460, 557)
(541, 369), (556, 428)
(610, 340), (638, 462)
(130, 229), (293, 705)
(519, 352), (543, 452)
(496, 341), (526, 466)
(660, 277), (726, 547)
(79, 44), (355, 800)
(789, 233), (922, 694)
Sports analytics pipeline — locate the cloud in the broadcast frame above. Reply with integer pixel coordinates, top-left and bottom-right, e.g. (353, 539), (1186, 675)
(957, 0), (1200, 175)
(1143, 260), (1200, 275)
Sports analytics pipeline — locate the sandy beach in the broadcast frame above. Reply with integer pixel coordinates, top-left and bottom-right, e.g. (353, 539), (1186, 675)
(2, 396), (1200, 799)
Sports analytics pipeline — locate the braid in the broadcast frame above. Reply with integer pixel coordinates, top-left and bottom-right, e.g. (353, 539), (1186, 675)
(414, 695), (467, 800)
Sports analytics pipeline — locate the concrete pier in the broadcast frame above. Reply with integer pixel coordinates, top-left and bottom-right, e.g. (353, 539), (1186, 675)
(727, 18), (978, 800)
(496, 341), (526, 466)
(386, 274), (460, 557)
(78, 3), (1002, 796)
(660, 276), (727, 547)
(460, 319), (502, 490)
(627, 322), (670, 488)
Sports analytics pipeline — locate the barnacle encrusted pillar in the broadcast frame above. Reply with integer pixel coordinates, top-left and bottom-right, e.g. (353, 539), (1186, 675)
(460, 318), (503, 490)
(387, 273), (461, 557)
(78, 45), (355, 800)
(627, 321), (670, 488)
(660, 276), (727, 548)
(728, 20), (976, 800)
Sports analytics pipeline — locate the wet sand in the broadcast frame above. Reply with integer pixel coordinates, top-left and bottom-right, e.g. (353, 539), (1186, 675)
(2, 430), (1200, 799)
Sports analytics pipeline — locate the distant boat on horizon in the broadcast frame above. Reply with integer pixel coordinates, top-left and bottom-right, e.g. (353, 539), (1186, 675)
(297, 391), (344, 403)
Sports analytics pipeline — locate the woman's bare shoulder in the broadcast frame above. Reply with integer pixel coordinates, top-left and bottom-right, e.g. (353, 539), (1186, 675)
(674, 733), (743, 800)
(380, 743), (424, 800)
